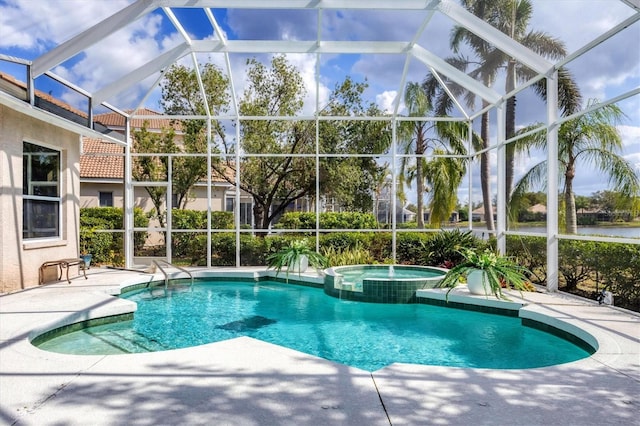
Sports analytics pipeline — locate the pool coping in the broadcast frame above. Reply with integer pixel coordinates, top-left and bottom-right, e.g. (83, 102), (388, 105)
(1, 266), (638, 425)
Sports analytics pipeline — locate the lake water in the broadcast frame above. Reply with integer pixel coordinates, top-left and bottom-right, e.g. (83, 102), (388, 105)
(448, 225), (640, 239)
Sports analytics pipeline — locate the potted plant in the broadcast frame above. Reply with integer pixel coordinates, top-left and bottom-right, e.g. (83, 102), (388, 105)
(79, 227), (95, 269)
(437, 248), (530, 300)
(267, 238), (328, 281)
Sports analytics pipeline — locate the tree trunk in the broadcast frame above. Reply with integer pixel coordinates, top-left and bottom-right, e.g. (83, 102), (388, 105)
(565, 164), (578, 234)
(416, 150), (425, 228)
(480, 108), (495, 231)
(253, 203), (267, 231)
(505, 60), (517, 208)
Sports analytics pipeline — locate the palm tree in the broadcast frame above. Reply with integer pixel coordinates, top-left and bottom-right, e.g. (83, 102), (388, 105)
(510, 100), (640, 233)
(451, 0), (570, 204)
(423, 57), (495, 230)
(397, 82), (467, 228)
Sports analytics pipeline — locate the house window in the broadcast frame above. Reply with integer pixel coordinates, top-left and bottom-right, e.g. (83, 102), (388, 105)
(99, 192), (113, 207)
(23, 142), (60, 239)
(226, 197), (252, 226)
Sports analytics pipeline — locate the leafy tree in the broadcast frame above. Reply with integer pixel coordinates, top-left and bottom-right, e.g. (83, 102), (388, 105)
(231, 55), (315, 229)
(575, 195), (590, 214)
(131, 125), (177, 227)
(511, 100), (640, 233)
(591, 190), (635, 221)
(158, 63), (231, 208)
(319, 77), (392, 213)
(209, 56), (390, 229)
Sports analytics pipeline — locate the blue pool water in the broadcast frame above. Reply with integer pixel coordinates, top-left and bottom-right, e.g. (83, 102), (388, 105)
(37, 280), (593, 371)
(337, 265), (443, 286)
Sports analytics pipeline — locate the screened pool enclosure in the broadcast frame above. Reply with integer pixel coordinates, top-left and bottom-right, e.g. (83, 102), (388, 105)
(1, 0), (638, 294)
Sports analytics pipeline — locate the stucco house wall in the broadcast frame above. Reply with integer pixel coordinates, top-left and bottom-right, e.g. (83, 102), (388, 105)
(1, 105), (82, 293)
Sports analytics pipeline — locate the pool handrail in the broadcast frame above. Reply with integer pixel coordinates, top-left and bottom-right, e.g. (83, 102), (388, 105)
(152, 260), (194, 293)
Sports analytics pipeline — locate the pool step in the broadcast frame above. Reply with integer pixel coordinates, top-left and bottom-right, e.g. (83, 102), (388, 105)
(85, 329), (168, 354)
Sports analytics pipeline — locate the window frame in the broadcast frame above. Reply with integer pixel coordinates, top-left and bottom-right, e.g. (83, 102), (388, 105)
(99, 191), (114, 207)
(22, 141), (62, 241)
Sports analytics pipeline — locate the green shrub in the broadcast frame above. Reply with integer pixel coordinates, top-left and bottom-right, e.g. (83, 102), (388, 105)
(211, 211), (234, 229)
(276, 212), (378, 229)
(322, 243), (375, 266)
(80, 207), (148, 265)
(319, 232), (372, 252)
(506, 235), (547, 284)
(592, 242), (640, 311)
(395, 232), (431, 264)
(506, 235), (639, 311)
(559, 240), (596, 291)
(209, 233), (236, 266)
(368, 233), (393, 263)
(171, 210), (234, 259)
(422, 229), (485, 267)
(240, 234), (270, 266)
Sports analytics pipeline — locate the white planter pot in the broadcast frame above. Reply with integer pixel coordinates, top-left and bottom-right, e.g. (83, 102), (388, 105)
(467, 269), (490, 296)
(290, 255), (309, 273)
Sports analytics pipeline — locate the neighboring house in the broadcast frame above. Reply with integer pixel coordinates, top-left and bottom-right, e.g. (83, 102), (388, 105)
(472, 205), (497, 222)
(528, 203), (547, 215)
(374, 177), (456, 225)
(80, 110), (254, 225)
(0, 72), (123, 292)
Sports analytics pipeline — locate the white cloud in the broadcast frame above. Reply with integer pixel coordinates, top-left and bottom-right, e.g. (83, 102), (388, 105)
(376, 90), (397, 114)
(0, 0), (130, 51)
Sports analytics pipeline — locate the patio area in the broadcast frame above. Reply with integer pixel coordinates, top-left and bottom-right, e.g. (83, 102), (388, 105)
(1, 268), (638, 425)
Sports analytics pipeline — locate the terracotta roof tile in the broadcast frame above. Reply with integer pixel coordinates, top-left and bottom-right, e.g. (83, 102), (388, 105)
(80, 139), (124, 179)
(80, 138), (230, 183)
(94, 108), (182, 132)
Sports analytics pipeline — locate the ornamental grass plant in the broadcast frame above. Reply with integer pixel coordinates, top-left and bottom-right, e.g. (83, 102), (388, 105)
(437, 248), (531, 300)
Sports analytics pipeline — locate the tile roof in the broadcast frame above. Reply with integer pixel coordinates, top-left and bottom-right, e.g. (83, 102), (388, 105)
(94, 108), (182, 132)
(0, 72), (222, 184)
(80, 138), (232, 184)
(80, 139), (124, 179)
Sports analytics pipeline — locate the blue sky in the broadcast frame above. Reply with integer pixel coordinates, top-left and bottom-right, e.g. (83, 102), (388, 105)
(0, 0), (638, 203)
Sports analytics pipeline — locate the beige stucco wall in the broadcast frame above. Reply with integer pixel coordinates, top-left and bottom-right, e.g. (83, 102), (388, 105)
(80, 182), (124, 208)
(0, 105), (82, 293)
(79, 181), (241, 212)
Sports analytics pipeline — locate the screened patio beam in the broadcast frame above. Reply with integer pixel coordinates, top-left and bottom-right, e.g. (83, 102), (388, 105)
(437, 0), (552, 74)
(92, 43), (191, 105)
(411, 45), (500, 104)
(31, 0), (157, 77)
(155, 0), (444, 10)
(190, 40), (411, 54)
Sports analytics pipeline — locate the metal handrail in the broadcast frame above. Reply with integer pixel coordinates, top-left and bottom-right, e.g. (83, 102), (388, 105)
(152, 260), (194, 293)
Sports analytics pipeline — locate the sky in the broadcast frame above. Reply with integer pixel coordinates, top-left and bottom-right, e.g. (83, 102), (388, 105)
(0, 0), (638, 205)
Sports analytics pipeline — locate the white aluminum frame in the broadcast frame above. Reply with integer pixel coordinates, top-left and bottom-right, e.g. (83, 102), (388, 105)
(1, 0), (635, 291)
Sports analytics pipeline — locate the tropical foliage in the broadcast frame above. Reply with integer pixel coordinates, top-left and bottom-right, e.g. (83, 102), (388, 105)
(510, 100), (640, 233)
(397, 82), (467, 228)
(267, 238), (328, 281)
(437, 248), (531, 300)
(424, 0), (577, 229)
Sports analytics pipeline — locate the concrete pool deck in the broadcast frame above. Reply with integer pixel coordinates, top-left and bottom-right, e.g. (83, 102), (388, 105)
(0, 267), (638, 425)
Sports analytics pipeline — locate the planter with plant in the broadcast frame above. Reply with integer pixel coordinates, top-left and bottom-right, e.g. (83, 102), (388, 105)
(79, 227), (96, 269)
(437, 248), (530, 300)
(267, 238), (328, 281)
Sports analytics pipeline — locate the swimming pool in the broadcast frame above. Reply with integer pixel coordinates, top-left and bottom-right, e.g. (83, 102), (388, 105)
(36, 280), (593, 371)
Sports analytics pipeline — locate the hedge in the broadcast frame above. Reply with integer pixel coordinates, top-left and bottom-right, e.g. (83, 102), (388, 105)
(80, 207), (148, 265)
(275, 212), (378, 230)
(507, 235), (639, 311)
